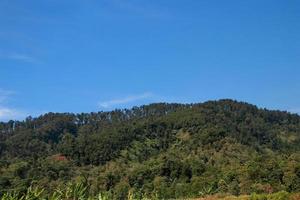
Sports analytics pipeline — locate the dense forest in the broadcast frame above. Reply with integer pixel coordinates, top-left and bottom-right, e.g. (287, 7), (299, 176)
(0, 99), (299, 199)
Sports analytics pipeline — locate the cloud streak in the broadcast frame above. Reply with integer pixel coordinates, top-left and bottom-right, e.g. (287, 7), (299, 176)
(0, 88), (27, 121)
(98, 92), (153, 108)
(0, 107), (26, 121)
(8, 53), (37, 63)
(0, 52), (38, 63)
(288, 108), (300, 114)
(0, 88), (14, 104)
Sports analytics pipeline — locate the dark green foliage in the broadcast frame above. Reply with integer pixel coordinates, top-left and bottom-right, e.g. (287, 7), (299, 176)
(0, 99), (300, 199)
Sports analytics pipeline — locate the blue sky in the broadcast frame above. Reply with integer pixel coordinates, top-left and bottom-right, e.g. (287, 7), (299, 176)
(0, 0), (299, 121)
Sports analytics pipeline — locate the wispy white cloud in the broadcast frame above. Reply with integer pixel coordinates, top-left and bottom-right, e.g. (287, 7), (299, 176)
(98, 92), (153, 108)
(0, 52), (38, 63)
(0, 107), (27, 121)
(288, 108), (300, 114)
(0, 88), (14, 104)
(0, 88), (27, 121)
(8, 53), (37, 63)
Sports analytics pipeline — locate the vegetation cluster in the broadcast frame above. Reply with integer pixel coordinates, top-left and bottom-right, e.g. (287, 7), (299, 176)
(0, 100), (299, 199)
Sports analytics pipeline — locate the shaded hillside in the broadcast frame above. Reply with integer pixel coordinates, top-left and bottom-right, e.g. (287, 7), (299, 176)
(0, 100), (299, 199)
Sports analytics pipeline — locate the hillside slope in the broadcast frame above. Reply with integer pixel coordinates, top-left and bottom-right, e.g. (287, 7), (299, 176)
(0, 99), (299, 199)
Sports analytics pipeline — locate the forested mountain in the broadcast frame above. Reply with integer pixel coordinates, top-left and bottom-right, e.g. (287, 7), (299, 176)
(0, 99), (300, 199)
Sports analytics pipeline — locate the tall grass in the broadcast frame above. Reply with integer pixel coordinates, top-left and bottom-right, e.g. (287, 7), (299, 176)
(0, 182), (298, 200)
(0, 180), (149, 200)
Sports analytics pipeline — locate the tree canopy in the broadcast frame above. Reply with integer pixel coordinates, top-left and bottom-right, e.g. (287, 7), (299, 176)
(0, 99), (299, 199)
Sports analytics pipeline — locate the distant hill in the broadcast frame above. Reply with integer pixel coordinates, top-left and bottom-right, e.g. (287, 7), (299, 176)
(0, 99), (299, 199)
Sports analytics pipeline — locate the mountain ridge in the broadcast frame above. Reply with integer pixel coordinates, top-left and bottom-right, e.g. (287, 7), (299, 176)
(0, 99), (299, 199)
